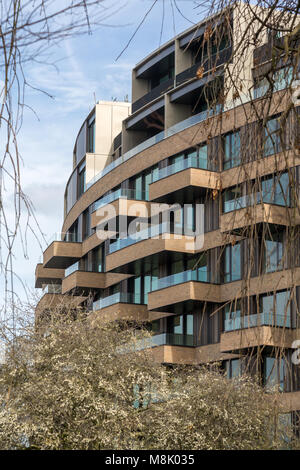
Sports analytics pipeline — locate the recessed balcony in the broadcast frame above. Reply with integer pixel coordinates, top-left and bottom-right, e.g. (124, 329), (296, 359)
(132, 78), (174, 113)
(175, 46), (232, 87)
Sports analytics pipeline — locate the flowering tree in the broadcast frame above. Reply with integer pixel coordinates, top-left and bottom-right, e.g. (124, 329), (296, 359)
(0, 308), (295, 450)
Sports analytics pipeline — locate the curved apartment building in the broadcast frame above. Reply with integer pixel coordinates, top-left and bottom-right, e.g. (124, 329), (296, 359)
(35, 4), (300, 425)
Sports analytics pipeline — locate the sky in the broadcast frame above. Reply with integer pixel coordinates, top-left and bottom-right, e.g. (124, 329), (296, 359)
(7, 0), (212, 304)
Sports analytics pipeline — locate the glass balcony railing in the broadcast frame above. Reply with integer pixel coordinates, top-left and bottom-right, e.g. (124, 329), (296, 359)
(93, 292), (142, 311)
(152, 267), (212, 292)
(109, 222), (170, 254)
(65, 261), (80, 277)
(93, 188), (147, 212)
(86, 106), (222, 190)
(155, 154), (208, 182)
(78, 82), (275, 199)
(47, 232), (79, 244)
(42, 284), (62, 294)
(224, 312), (291, 332)
(133, 333), (196, 351)
(223, 188), (289, 213)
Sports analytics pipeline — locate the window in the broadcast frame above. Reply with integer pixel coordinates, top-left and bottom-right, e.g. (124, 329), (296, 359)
(263, 115), (282, 157)
(93, 245), (104, 273)
(87, 115), (95, 153)
(167, 314), (194, 346)
(78, 163), (86, 198)
(259, 291), (291, 328)
(260, 172), (289, 206)
(254, 67), (292, 99)
(223, 130), (241, 169)
(225, 358), (243, 379)
(263, 229), (283, 273)
(264, 356), (286, 391)
(224, 300), (242, 331)
(224, 244), (241, 283)
(223, 185), (244, 213)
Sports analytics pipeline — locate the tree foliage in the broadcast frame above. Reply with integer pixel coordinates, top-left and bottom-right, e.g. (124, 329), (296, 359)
(0, 309), (296, 450)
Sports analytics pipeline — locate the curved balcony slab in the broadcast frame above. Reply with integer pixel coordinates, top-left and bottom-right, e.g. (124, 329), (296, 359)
(35, 263), (65, 288)
(105, 230), (236, 273)
(149, 168), (219, 202)
(43, 241), (82, 269)
(91, 302), (149, 323)
(62, 271), (130, 295)
(91, 199), (151, 229)
(278, 391), (300, 412)
(220, 326), (297, 352)
(148, 282), (221, 312)
(62, 90), (288, 235)
(220, 204), (300, 233)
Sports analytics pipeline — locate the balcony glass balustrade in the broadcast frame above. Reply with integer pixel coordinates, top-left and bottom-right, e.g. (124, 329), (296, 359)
(86, 107), (222, 190)
(93, 292), (142, 311)
(133, 333), (195, 351)
(151, 267), (211, 292)
(223, 174), (290, 213)
(93, 188), (147, 212)
(47, 232), (78, 244)
(84, 84), (273, 194)
(224, 311), (291, 332)
(42, 284), (62, 294)
(65, 261), (80, 277)
(109, 222), (170, 254)
(154, 152), (208, 183)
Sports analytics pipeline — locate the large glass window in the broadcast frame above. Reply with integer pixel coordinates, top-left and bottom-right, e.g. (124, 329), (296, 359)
(223, 130), (241, 170)
(167, 314), (194, 346)
(224, 244), (241, 283)
(87, 115), (95, 153)
(224, 300), (242, 331)
(223, 185), (244, 213)
(264, 356), (286, 391)
(260, 291), (291, 328)
(225, 359), (243, 379)
(78, 163), (86, 198)
(260, 172), (290, 206)
(264, 229), (283, 273)
(263, 115), (282, 157)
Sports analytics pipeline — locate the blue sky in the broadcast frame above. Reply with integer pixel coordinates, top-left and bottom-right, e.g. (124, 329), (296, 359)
(11, 0), (211, 302)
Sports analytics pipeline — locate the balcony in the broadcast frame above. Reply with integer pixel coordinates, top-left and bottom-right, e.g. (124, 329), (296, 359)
(220, 325), (296, 353)
(109, 223), (170, 255)
(92, 292), (149, 322)
(85, 107), (222, 190)
(175, 46), (232, 87)
(62, 267), (129, 295)
(132, 78), (174, 113)
(224, 312), (291, 332)
(135, 333), (196, 351)
(152, 268), (211, 292)
(91, 190), (150, 230)
(149, 155), (218, 202)
(93, 292), (143, 311)
(148, 272), (220, 312)
(220, 203), (295, 233)
(43, 233), (82, 269)
(35, 263), (65, 288)
(105, 232), (199, 273)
